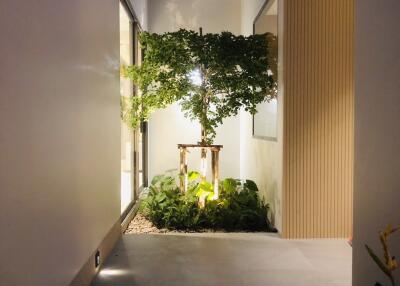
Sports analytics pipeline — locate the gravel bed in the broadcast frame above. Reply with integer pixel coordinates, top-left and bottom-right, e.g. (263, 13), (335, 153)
(124, 213), (226, 234)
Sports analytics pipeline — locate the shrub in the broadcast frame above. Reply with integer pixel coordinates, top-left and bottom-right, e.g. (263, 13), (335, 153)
(139, 171), (276, 232)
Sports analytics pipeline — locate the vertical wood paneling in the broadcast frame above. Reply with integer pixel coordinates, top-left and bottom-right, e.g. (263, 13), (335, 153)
(282, 0), (354, 238)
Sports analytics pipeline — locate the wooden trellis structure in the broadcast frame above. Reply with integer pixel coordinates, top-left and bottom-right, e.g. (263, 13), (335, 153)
(178, 144), (223, 199)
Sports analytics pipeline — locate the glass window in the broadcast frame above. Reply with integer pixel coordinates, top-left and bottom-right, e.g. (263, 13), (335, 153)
(120, 2), (134, 214)
(120, 2), (148, 215)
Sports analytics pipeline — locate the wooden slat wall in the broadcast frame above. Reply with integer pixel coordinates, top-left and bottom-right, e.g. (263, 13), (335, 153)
(282, 0), (354, 238)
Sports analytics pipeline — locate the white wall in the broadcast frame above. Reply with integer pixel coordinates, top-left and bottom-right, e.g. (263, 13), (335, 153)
(130, 0), (148, 30)
(148, 0), (241, 33)
(0, 1), (120, 285)
(240, 0), (284, 231)
(147, 0), (242, 180)
(353, 0), (400, 285)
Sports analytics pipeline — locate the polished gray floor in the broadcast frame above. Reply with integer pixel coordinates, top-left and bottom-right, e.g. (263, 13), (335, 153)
(91, 233), (352, 286)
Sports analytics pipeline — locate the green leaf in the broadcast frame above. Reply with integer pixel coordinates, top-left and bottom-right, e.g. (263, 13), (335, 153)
(206, 192), (215, 201)
(223, 178), (239, 193)
(244, 180), (258, 192)
(195, 181), (214, 201)
(155, 192), (167, 203)
(151, 174), (164, 185)
(197, 181), (213, 192)
(195, 188), (213, 199)
(188, 171), (200, 181)
(365, 244), (392, 278)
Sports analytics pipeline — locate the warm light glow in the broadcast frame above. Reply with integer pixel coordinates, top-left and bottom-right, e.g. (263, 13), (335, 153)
(200, 156), (207, 179)
(212, 180), (219, 200)
(99, 268), (130, 277)
(189, 68), (202, 86)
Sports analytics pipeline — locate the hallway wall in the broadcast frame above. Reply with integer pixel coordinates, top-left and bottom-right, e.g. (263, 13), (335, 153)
(241, 0), (355, 238)
(353, 0), (400, 285)
(147, 0), (242, 180)
(240, 0), (284, 232)
(0, 1), (121, 285)
(130, 0), (148, 30)
(282, 0), (354, 238)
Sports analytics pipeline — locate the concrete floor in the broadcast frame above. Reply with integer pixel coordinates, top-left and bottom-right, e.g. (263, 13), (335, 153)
(91, 233), (352, 286)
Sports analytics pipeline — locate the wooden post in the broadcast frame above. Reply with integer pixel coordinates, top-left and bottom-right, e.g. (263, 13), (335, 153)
(211, 148), (220, 199)
(178, 144), (222, 197)
(179, 147), (188, 193)
(200, 147), (207, 181)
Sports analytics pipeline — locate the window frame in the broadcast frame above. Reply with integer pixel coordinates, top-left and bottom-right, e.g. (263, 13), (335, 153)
(120, 0), (148, 221)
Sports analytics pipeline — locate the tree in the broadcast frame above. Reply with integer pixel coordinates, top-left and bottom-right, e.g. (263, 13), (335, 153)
(121, 28), (277, 144)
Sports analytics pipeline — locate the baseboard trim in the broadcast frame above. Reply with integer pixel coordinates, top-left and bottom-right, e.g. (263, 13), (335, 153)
(121, 200), (140, 233)
(69, 219), (122, 286)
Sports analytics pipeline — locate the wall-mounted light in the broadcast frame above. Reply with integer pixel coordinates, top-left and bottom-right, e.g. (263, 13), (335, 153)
(95, 250), (101, 268)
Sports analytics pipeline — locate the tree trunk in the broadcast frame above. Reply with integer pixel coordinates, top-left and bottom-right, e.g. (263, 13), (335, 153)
(199, 26), (208, 181)
(200, 122), (207, 180)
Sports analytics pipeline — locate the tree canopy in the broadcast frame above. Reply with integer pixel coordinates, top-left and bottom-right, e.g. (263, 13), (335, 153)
(122, 29), (277, 143)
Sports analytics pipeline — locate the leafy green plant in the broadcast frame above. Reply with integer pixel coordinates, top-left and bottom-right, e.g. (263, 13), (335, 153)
(366, 225), (399, 286)
(195, 180), (214, 202)
(139, 171), (276, 232)
(139, 171), (200, 229)
(122, 29), (277, 143)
